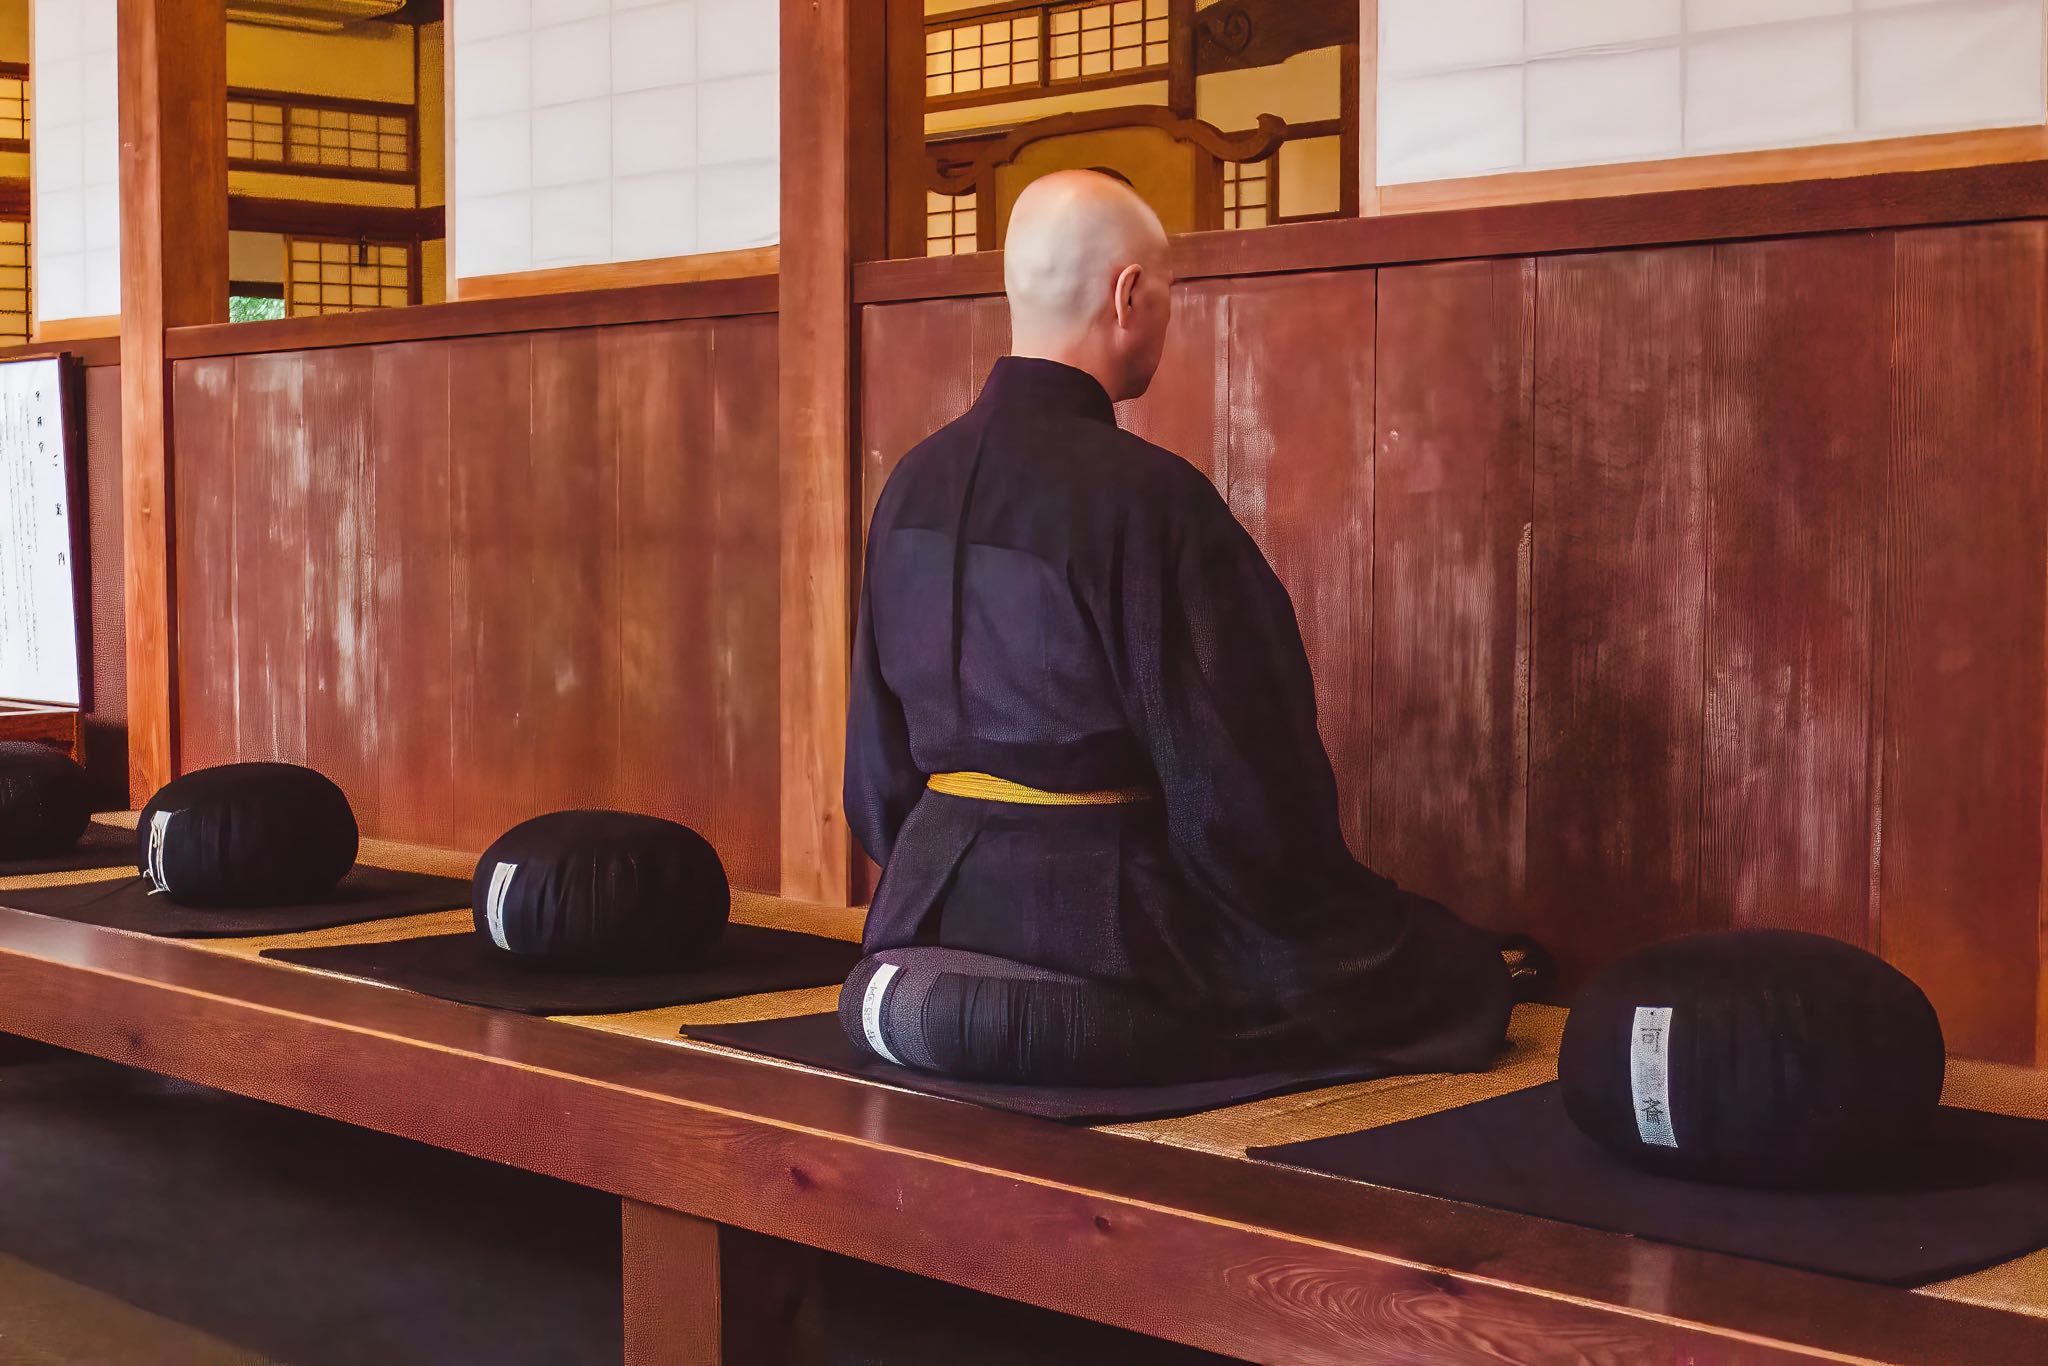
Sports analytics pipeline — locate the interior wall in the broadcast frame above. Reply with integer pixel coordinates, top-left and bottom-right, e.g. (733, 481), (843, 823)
(225, 17), (421, 211)
(166, 314), (782, 889)
(860, 218), (2048, 1066)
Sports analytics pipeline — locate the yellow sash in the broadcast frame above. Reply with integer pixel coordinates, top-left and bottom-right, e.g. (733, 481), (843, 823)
(927, 771), (1152, 806)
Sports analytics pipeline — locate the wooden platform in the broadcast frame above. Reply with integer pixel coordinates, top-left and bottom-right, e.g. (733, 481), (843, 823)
(0, 705), (82, 763)
(0, 819), (2045, 1363)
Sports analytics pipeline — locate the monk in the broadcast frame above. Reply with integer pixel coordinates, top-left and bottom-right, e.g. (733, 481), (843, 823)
(844, 171), (1513, 1084)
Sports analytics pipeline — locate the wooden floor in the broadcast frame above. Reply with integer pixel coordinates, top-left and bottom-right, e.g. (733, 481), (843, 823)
(3, 816), (2047, 1362)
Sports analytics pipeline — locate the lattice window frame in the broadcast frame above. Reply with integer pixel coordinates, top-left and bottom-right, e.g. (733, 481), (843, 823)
(924, 188), (984, 257)
(0, 216), (31, 347)
(925, 0), (1176, 112)
(0, 63), (30, 152)
(283, 235), (418, 318)
(228, 87), (417, 185)
(1219, 154), (1273, 232)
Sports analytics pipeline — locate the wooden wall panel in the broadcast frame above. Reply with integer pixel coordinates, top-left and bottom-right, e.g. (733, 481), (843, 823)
(858, 296), (1007, 521)
(1882, 222), (2048, 1063)
(447, 335), (540, 850)
(300, 349), (381, 836)
(169, 359), (238, 778)
(230, 353), (311, 768)
(528, 330), (622, 815)
(1371, 259), (1535, 932)
(1527, 247), (1713, 987)
(1213, 274), (1376, 856)
(1119, 283), (1223, 479)
(704, 319), (788, 889)
(1700, 236), (1888, 948)
(82, 365), (130, 807)
(369, 343), (456, 847)
(169, 317), (782, 890)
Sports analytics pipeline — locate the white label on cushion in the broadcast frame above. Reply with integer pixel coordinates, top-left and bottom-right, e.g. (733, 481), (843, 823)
(485, 862), (518, 950)
(144, 810), (175, 896)
(1630, 1005), (1678, 1148)
(861, 962), (905, 1066)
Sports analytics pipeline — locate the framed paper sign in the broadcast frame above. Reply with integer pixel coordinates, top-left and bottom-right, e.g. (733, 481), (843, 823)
(0, 356), (88, 709)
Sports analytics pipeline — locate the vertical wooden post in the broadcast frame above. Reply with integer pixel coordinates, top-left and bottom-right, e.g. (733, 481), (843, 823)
(779, 0), (887, 904)
(118, 0), (228, 801)
(886, 0), (929, 259)
(1167, 0), (1196, 116)
(620, 1202), (822, 1366)
(1358, 0), (1379, 215)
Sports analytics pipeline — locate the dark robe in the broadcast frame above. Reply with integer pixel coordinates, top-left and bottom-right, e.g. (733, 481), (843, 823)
(847, 357), (1509, 1064)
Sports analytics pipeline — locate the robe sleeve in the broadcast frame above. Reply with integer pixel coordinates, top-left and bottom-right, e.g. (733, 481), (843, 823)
(844, 532), (923, 870)
(1101, 470), (1403, 956)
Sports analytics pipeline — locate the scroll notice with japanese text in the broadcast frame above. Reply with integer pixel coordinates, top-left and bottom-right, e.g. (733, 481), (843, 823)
(0, 357), (85, 707)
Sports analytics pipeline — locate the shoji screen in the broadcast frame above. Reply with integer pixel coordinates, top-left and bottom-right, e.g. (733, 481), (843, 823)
(1377, 0), (2047, 185)
(31, 0), (120, 324)
(450, 0), (778, 281)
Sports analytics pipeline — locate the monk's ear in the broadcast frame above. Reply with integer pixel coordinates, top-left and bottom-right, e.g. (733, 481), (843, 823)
(1113, 263), (1143, 328)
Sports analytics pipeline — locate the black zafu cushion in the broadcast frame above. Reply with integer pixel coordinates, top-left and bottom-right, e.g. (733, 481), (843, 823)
(474, 810), (729, 972)
(0, 742), (91, 859)
(1559, 930), (1946, 1189)
(838, 947), (1240, 1086)
(138, 763), (359, 909)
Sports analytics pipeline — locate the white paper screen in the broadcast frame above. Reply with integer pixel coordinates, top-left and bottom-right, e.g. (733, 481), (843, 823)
(31, 0), (120, 323)
(1378, 0), (2047, 185)
(451, 0), (779, 280)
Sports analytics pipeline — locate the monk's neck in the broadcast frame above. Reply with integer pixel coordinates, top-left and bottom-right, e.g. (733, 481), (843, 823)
(1008, 342), (1123, 403)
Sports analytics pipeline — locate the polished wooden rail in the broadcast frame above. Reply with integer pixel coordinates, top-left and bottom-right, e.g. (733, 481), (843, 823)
(856, 158), (2048, 302)
(164, 274), (780, 360)
(0, 908), (2041, 1363)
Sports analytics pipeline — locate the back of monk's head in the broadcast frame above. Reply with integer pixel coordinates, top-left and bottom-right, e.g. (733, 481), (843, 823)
(1004, 170), (1173, 402)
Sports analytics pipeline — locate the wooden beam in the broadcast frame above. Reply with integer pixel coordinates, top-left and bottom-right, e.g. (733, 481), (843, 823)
(452, 246), (778, 303)
(119, 0), (230, 802)
(1168, 0), (1197, 115)
(780, 0), (886, 903)
(620, 1203), (823, 1366)
(885, 0), (928, 258)
(166, 274), (777, 361)
(852, 160), (2048, 304)
(225, 195), (443, 240)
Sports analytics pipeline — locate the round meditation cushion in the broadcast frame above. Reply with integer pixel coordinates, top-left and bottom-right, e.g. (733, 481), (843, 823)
(839, 946), (1239, 1086)
(138, 763), (358, 908)
(1558, 929), (1945, 1189)
(473, 810), (728, 971)
(0, 741), (92, 859)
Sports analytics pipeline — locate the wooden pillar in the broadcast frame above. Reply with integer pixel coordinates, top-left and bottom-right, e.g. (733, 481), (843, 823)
(887, 0), (930, 258)
(620, 1202), (823, 1366)
(779, 0), (887, 904)
(1168, 0), (1196, 116)
(117, 0), (229, 801)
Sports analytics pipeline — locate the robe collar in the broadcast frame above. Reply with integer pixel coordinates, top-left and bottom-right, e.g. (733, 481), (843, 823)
(977, 356), (1119, 426)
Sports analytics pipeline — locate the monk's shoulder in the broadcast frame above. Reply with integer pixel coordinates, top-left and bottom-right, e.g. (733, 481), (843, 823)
(1073, 423), (1215, 510)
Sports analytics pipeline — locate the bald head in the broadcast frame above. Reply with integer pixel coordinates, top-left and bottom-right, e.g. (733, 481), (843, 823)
(1004, 171), (1174, 402)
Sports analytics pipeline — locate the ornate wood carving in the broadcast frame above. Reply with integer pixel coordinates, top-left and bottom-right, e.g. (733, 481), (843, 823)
(1194, 0), (1357, 74)
(929, 106), (1287, 194)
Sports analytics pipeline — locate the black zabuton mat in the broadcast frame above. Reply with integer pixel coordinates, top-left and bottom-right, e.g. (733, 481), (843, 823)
(0, 866), (471, 938)
(681, 1012), (1428, 1124)
(0, 823), (140, 878)
(1248, 1082), (2048, 1286)
(262, 925), (864, 1014)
